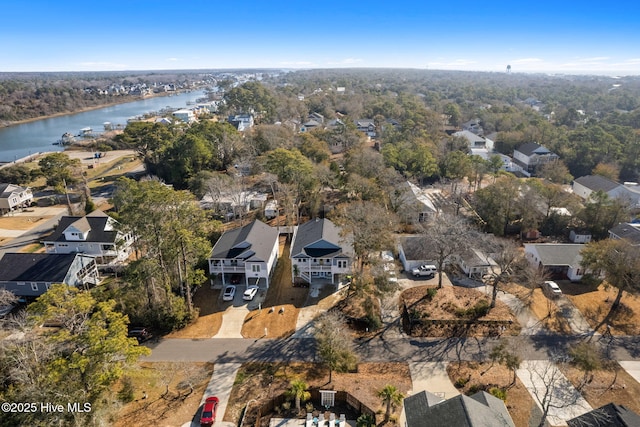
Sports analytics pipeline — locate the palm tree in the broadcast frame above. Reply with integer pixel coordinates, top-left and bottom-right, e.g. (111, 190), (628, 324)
(377, 384), (404, 422)
(287, 379), (311, 414)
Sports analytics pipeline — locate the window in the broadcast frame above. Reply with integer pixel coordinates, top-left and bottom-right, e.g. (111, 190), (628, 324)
(252, 264), (261, 273)
(337, 260), (347, 268)
(31, 283), (38, 292)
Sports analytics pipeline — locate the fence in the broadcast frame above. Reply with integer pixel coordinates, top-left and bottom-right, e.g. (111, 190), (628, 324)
(402, 303), (513, 337)
(253, 390), (375, 427)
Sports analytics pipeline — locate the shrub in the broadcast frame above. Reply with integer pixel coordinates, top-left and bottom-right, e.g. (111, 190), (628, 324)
(467, 384), (483, 394)
(426, 287), (438, 300)
(489, 387), (507, 401)
(454, 377), (469, 388)
(117, 377), (135, 403)
(356, 413), (375, 427)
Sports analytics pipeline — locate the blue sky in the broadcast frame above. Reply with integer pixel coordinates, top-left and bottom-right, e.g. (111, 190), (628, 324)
(2, 0), (640, 75)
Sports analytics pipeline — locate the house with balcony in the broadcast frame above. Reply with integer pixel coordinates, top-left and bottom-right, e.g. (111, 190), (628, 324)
(0, 253), (99, 298)
(208, 219), (279, 288)
(0, 184), (33, 215)
(42, 210), (134, 265)
(290, 218), (353, 285)
(513, 142), (558, 176)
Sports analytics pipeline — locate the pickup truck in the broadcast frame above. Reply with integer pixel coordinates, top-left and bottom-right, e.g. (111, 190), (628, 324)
(411, 264), (437, 278)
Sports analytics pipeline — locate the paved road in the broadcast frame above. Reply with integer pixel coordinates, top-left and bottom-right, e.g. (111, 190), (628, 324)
(0, 211), (66, 258)
(142, 334), (640, 364)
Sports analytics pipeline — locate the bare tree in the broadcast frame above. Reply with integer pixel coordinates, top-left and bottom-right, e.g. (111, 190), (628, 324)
(480, 235), (539, 309)
(313, 311), (357, 383)
(519, 359), (591, 427)
(418, 213), (470, 288)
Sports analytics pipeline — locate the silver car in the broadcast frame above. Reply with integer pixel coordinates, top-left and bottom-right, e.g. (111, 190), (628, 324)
(222, 286), (236, 301)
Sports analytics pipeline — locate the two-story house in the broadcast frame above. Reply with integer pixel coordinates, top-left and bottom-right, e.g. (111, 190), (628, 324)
(512, 142), (558, 176)
(208, 219), (279, 288)
(290, 218), (353, 286)
(0, 253), (99, 299)
(0, 184), (33, 215)
(573, 175), (640, 208)
(355, 119), (377, 138)
(42, 210), (134, 265)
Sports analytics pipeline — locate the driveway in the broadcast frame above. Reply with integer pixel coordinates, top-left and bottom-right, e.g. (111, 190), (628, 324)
(213, 286), (266, 338)
(517, 360), (592, 426)
(408, 361), (459, 400)
(555, 296), (594, 336)
(184, 363), (242, 427)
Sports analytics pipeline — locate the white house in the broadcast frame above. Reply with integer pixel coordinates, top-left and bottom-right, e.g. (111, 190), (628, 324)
(172, 109), (196, 124)
(290, 218), (352, 285)
(452, 248), (497, 279)
(208, 219), (279, 288)
(43, 210), (134, 265)
(264, 200), (278, 219)
(0, 253), (99, 298)
(572, 175), (640, 208)
(397, 235), (439, 272)
(0, 184), (33, 215)
(524, 243), (586, 282)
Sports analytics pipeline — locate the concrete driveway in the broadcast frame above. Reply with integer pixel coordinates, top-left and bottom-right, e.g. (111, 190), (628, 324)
(213, 286), (266, 338)
(517, 360), (592, 426)
(183, 362), (241, 427)
(408, 361), (459, 400)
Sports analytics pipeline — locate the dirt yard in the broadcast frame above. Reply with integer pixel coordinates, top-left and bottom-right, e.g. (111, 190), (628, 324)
(502, 282), (573, 334)
(563, 282), (640, 335)
(113, 361), (214, 427)
(0, 215), (52, 230)
(165, 286), (223, 339)
(559, 362), (640, 416)
(400, 285), (521, 337)
(447, 362), (538, 427)
(226, 362), (412, 426)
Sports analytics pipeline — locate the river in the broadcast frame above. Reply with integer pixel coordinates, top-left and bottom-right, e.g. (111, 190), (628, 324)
(0, 90), (208, 163)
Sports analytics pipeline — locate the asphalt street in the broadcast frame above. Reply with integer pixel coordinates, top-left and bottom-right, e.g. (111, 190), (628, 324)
(142, 334), (640, 364)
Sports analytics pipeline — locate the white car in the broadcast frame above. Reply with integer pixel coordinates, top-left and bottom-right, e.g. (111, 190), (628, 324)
(222, 286), (236, 301)
(243, 286), (259, 301)
(543, 281), (562, 297)
(412, 264), (437, 278)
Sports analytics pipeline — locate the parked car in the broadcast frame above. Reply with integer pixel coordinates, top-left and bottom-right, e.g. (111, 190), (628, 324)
(243, 285), (259, 301)
(200, 396), (219, 426)
(412, 264), (437, 278)
(543, 281), (562, 298)
(128, 326), (153, 343)
(222, 285), (236, 301)
(230, 274), (242, 285)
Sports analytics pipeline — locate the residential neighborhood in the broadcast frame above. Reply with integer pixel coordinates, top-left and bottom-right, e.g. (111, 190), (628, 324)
(1, 67), (640, 427)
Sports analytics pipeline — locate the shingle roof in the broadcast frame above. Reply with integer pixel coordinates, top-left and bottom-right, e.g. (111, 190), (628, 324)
(209, 219), (278, 262)
(399, 236), (438, 262)
(516, 142), (548, 156)
(609, 223), (640, 245)
(291, 218), (348, 258)
(0, 183), (27, 198)
(574, 175), (621, 193)
(45, 213), (118, 244)
(0, 253), (80, 282)
(404, 391), (515, 427)
(567, 403), (640, 427)
(527, 243), (583, 267)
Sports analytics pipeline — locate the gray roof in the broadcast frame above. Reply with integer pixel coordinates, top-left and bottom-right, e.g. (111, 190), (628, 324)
(44, 211), (118, 244)
(574, 175), (621, 193)
(399, 235), (438, 262)
(0, 183), (28, 198)
(527, 243), (583, 267)
(404, 391), (515, 427)
(567, 403), (640, 427)
(0, 253), (82, 282)
(209, 219), (278, 262)
(516, 142), (548, 156)
(453, 130), (486, 145)
(291, 218), (350, 258)
(609, 223), (640, 245)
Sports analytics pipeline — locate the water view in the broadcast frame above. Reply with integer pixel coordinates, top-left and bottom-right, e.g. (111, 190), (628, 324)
(0, 90), (207, 163)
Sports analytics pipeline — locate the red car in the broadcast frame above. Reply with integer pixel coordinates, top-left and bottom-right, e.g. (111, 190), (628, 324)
(200, 396), (219, 426)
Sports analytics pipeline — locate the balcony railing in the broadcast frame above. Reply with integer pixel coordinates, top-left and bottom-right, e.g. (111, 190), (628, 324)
(209, 264), (245, 272)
